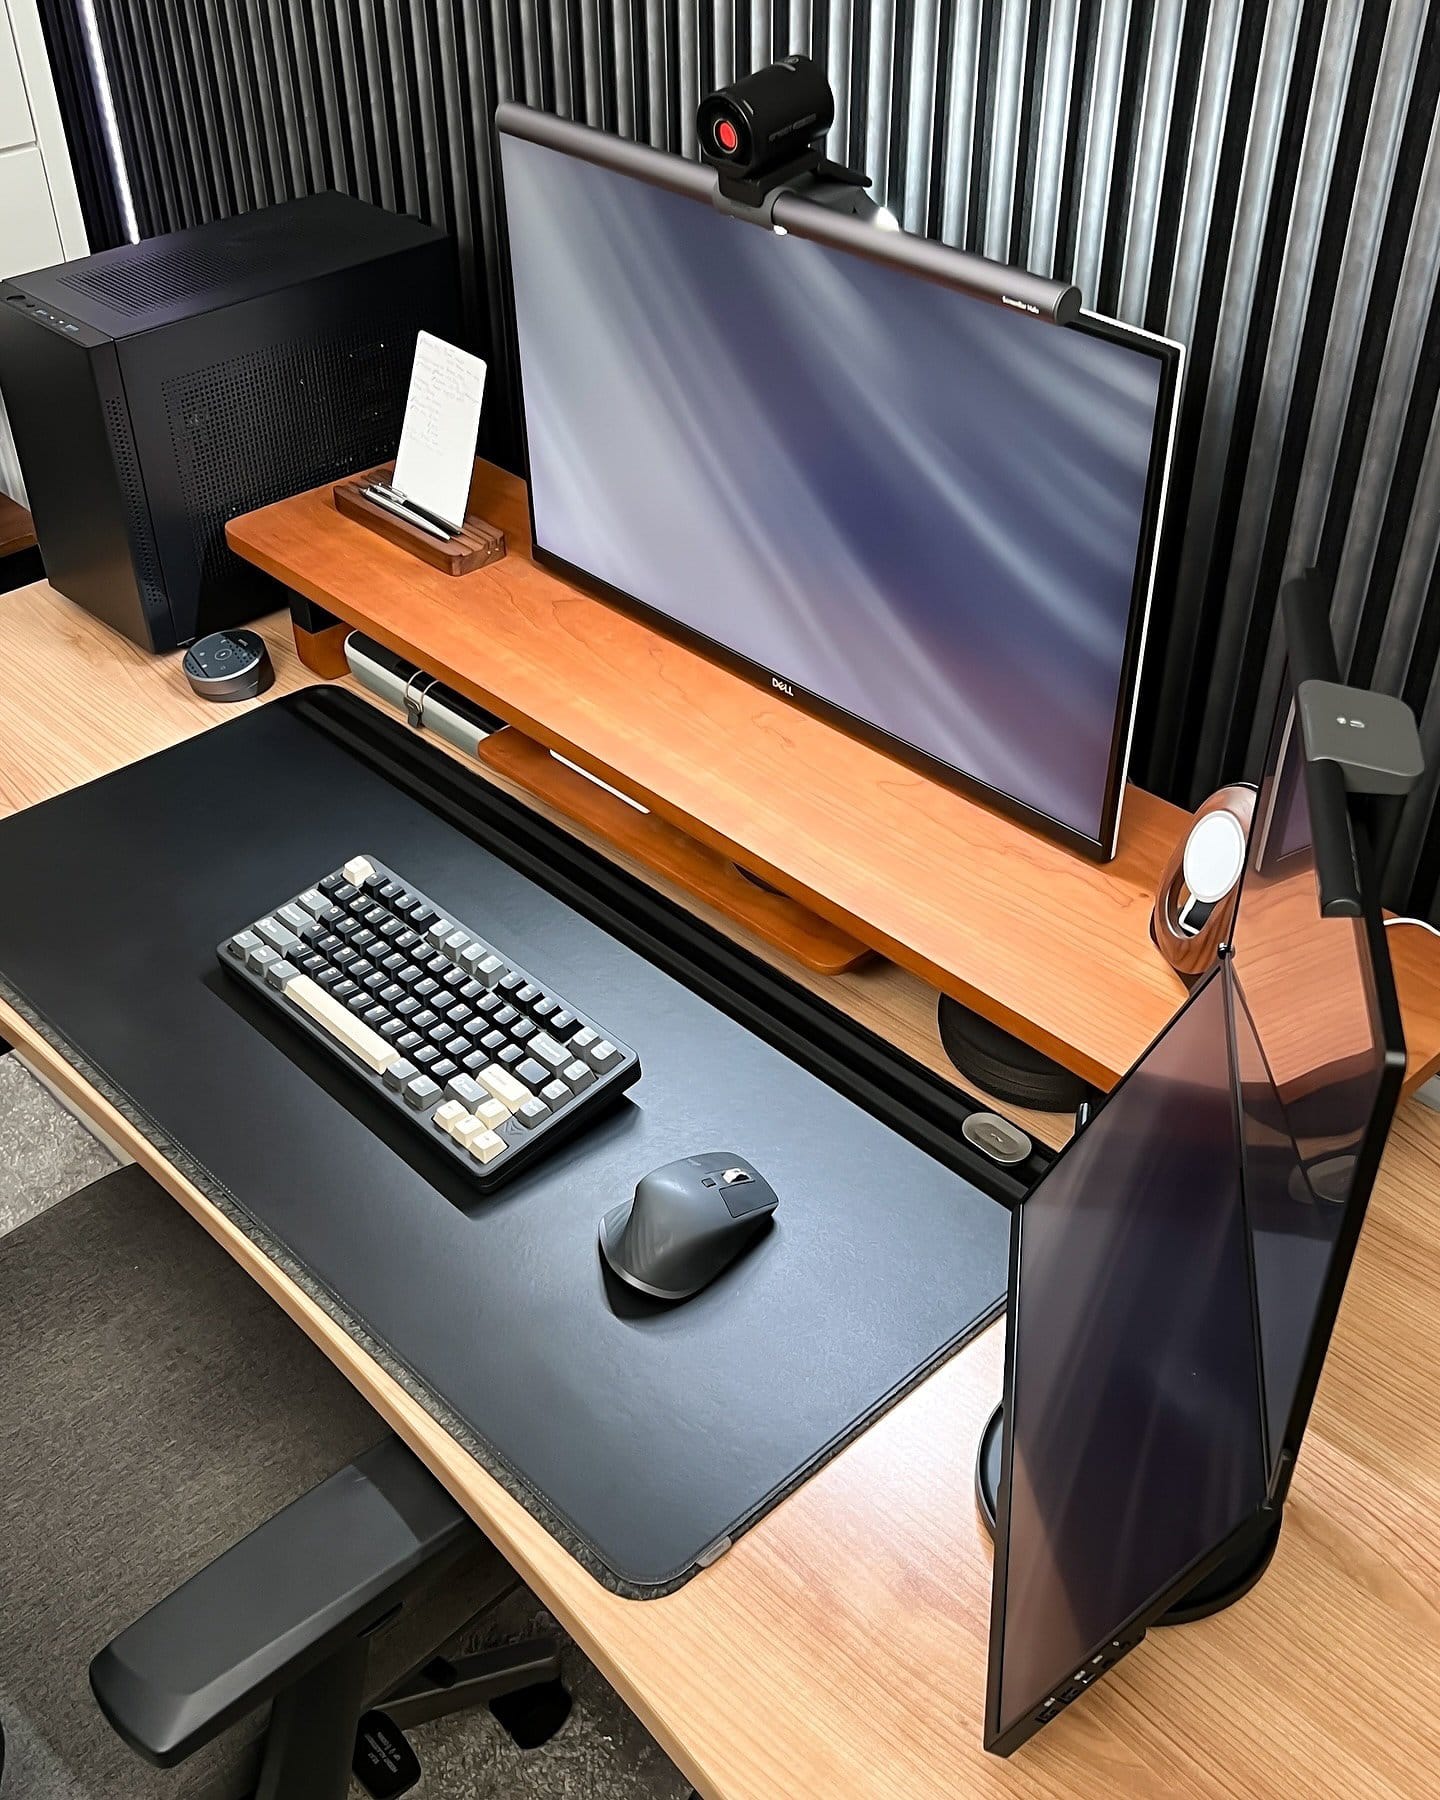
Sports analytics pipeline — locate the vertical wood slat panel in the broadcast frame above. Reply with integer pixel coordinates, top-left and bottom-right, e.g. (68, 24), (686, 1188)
(75, 0), (1440, 920)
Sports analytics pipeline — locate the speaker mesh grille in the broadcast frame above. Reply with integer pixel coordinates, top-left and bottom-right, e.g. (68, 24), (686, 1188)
(103, 393), (165, 615)
(164, 324), (414, 594)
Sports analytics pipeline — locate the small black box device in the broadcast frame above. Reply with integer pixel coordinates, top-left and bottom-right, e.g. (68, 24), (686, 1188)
(0, 194), (460, 651)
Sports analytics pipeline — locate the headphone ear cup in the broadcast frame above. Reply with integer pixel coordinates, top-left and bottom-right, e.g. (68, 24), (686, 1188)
(1152, 785), (1257, 980)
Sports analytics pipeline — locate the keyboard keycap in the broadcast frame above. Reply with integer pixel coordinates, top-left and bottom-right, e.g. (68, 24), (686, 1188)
(516, 1097), (551, 1129)
(530, 1033), (570, 1071)
(266, 958), (299, 989)
(283, 972), (398, 1074)
(445, 1074), (486, 1111)
(475, 1096), (510, 1133)
(342, 856), (376, 886)
(562, 1060), (594, 1091)
(430, 1058), (458, 1082)
(468, 1129), (506, 1165)
(256, 917), (302, 955)
(404, 1075), (441, 1109)
(515, 1057), (550, 1090)
(589, 1040), (622, 1071)
(227, 929), (261, 961)
(473, 955), (506, 987)
(383, 1058), (417, 1091)
(450, 1114), (483, 1150)
(540, 1079), (571, 1110)
(476, 1065), (531, 1113)
(434, 1099), (468, 1134)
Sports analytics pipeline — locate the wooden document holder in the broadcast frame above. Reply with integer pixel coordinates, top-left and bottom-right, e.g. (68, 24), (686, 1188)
(333, 464), (506, 575)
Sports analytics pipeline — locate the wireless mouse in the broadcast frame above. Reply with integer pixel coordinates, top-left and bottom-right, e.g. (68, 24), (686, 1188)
(599, 1152), (778, 1302)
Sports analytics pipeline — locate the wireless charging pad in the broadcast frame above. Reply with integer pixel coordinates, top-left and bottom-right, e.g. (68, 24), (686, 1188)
(973, 1402), (1281, 1624)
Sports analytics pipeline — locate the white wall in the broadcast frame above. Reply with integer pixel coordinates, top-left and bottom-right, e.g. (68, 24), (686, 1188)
(0, 0), (87, 504)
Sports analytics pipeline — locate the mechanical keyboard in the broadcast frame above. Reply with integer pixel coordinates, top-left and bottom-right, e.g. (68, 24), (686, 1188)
(220, 855), (640, 1189)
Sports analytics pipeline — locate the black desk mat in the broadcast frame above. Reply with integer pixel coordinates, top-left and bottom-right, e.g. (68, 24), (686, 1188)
(0, 692), (1011, 1594)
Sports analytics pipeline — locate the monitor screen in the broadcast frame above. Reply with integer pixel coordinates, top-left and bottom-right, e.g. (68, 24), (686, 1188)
(986, 647), (1405, 1754)
(1229, 674), (1401, 1474)
(497, 121), (1180, 856)
(986, 968), (1268, 1744)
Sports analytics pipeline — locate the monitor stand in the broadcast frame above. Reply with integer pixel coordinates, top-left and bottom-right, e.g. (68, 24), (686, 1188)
(972, 1403), (1282, 1624)
(937, 998), (1094, 1114)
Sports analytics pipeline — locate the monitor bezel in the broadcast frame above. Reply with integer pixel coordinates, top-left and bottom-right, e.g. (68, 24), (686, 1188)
(983, 617), (1407, 1754)
(493, 103), (1184, 863)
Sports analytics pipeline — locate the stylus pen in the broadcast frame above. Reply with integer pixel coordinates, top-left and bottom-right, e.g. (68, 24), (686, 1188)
(360, 485), (453, 541)
(368, 482), (460, 535)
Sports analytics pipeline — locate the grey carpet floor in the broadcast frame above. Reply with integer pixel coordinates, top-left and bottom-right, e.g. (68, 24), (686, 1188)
(0, 1051), (691, 1800)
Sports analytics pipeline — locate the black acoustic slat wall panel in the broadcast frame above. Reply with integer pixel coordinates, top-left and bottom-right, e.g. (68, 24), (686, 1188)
(59, 0), (1440, 920)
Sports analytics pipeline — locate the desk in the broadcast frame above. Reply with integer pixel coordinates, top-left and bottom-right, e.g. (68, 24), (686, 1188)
(228, 462), (1440, 1096)
(3, 580), (1440, 1798)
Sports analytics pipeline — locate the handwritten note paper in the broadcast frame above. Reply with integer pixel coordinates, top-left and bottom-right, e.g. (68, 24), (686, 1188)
(393, 331), (488, 531)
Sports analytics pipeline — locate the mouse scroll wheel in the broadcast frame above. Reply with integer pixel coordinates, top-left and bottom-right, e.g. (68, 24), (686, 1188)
(721, 1168), (752, 1185)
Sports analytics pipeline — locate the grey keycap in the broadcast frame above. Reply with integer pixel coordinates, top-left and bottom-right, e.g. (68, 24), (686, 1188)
(515, 1057), (549, 1090)
(569, 1026), (599, 1057)
(480, 1029), (506, 1053)
(297, 888), (329, 917)
(277, 903), (310, 933)
(403, 1075), (441, 1109)
(589, 1040), (622, 1070)
(444, 1074), (485, 1110)
(498, 1044), (524, 1067)
(227, 929), (261, 961)
(540, 1079), (571, 1109)
(473, 954), (507, 987)
(516, 982), (542, 1006)
(255, 916), (301, 955)
(516, 1097), (551, 1129)
(266, 958), (299, 989)
(426, 919), (454, 946)
(530, 1033), (570, 1070)
(249, 945), (280, 975)
(384, 1058), (417, 1091)
(443, 930), (469, 957)
(459, 943), (489, 973)
(562, 1060), (594, 1091)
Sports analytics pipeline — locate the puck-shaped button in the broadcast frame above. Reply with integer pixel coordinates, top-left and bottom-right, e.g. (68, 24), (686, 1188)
(961, 1111), (1033, 1166)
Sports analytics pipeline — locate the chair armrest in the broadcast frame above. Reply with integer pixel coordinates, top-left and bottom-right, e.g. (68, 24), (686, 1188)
(90, 1437), (475, 1767)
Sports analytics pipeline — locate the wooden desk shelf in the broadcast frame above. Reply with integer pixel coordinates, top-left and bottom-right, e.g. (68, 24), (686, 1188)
(227, 461), (1440, 1095)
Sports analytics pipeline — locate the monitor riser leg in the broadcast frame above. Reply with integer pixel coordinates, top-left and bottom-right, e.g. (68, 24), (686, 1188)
(973, 1403), (1281, 1625)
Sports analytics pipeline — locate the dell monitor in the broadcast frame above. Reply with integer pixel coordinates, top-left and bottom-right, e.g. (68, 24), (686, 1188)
(983, 582), (1411, 1754)
(494, 104), (1181, 859)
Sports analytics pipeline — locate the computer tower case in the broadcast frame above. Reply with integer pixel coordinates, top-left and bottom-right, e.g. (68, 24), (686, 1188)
(0, 193), (460, 651)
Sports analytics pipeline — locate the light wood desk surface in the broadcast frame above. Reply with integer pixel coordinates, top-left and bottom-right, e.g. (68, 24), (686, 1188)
(3, 581), (1439, 1799)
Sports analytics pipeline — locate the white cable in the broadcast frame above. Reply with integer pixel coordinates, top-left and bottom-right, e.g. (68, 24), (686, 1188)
(1385, 915), (1440, 940)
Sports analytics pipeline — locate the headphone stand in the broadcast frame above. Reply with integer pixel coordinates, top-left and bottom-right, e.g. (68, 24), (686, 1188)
(936, 997), (1093, 1114)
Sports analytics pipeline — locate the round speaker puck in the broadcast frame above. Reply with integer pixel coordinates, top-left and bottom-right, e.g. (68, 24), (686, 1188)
(182, 628), (275, 703)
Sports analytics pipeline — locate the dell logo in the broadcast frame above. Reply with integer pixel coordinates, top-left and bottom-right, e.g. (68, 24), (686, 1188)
(772, 676), (795, 697)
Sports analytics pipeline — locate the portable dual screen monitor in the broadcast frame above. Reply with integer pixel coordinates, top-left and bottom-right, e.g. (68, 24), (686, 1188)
(493, 109), (1408, 1753)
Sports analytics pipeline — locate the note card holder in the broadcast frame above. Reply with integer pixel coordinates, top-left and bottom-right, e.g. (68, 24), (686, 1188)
(333, 463), (506, 576)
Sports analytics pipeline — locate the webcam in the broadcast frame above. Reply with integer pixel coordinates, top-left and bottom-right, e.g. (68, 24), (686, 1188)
(698, 55), (834, 190)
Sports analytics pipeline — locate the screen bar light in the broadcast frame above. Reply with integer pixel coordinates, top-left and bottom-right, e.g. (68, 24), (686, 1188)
(493, 102), (1080, 326)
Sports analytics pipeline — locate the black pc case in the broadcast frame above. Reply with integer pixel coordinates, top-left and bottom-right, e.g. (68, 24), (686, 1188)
(0, 193), (460, 651)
